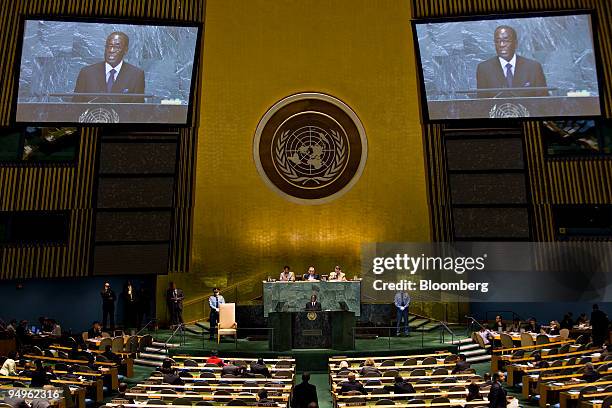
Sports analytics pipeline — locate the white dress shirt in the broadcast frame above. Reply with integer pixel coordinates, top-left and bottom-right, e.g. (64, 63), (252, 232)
(498, 54), (516, 77)
(105, 61), (123, 83)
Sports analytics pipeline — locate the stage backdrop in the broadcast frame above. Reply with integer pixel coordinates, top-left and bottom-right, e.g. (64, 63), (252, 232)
(159, 0), (434, 322)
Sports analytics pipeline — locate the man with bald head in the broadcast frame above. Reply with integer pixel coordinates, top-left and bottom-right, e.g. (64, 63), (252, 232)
(476, 25), (547, 98)
(73, 31), (145, 102)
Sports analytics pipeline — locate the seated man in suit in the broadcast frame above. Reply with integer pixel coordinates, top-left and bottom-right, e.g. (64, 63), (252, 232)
(339, 372), (367, 395)
(250, 358), (271, 377)
(303, 266), (320, 281)
(73, 31), (145, 103)
(451, 353), (471, 374)
(383, 375), (416, 399)
(477, 25), (547, 98)
(305, 294), (322, 311)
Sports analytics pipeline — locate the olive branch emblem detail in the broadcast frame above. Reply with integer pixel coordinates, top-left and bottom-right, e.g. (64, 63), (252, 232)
(274, 129), (347, 186)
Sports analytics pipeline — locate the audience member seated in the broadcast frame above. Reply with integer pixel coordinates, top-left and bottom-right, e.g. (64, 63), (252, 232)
(478, 325), (494, 345)
(117, 382), (135, 403)
(529, 352), (549, 369)
(576, 313), (588, 326)
(101, 345), (122, 364)
(60, 365), (80, 380)
(87, 321), (102, 339)
(221, 362), (241, 377)
(509, 318), (522, 332)
(206, 350), (224, 366)
(451, 353), (471, 374)
(0, 350), (19, 376)
(18, 361), (35, 378)
(238, 364), (253, 378)
(339, 372), (367, 395)
(291, 372), (318, 408)
(383, 375), (415, 398)
(582, 362), (601, 382)
(601, 344), (612, 358)
(250, 358), (271, 377)
(548, 320), (561, 335)
(30, 360), (55, 388)
(493, 315), (506, 332)
(257, 389), (277, 407)
(466, 381), (483, 401)
(482, 373), (493, 386)
(359, 358), (381, 377)
(525, 317), (541, 333)
(560, 312), (574, 330)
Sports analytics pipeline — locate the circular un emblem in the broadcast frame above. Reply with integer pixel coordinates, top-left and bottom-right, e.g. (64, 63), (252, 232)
(489, 103), (530, 118)
(254, 93), (367, 204)
(78, 107), (120, 123)
(307, 312), (318, 321)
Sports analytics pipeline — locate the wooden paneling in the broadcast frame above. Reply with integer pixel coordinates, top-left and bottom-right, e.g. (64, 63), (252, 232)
(0, 0), (203, 278)
(415, 0), (612, 242)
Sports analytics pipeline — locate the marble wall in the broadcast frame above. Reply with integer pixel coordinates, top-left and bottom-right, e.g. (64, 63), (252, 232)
(18, 20), (199, 103)
(415, 14), (599, 100)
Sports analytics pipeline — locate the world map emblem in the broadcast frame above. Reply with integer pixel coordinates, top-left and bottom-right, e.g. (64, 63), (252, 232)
(254, 93), (367, 204)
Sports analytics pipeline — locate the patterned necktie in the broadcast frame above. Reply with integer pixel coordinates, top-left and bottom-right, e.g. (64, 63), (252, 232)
(505, 63), (513, 88)
(107, 68), (116, 93)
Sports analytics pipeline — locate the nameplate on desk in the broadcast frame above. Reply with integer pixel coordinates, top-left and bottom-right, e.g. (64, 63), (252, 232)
(303, 329), (322, 336)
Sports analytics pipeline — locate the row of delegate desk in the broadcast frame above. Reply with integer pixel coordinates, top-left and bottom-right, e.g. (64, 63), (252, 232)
(1, 340), (136, 408)
(115, 356), (297, 407)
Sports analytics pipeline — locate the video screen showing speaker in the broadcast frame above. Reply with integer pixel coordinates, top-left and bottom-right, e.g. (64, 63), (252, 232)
(412, 11), (602, 121)
(14, 18), (201, 125)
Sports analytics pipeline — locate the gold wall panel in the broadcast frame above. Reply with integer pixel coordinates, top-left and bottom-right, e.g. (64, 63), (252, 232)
(178, 0), (432, 318)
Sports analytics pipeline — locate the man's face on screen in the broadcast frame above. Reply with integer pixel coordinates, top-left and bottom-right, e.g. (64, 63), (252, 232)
(105, 34), (127, 67)
(494, 27), (516, 62)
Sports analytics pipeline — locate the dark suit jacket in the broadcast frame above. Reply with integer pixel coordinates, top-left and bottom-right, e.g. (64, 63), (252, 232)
(166, 288), (184, 310)
(476, 55), (547, 98)
(303, 273), (320, 281)
(339, 379), (367, 394)
(250, 362), (271, 377)
(384, 381), (415, 397)
(452, 360), (472, 374)
(305, 301), (322, 311)
(291, 381), (318, 408)
(487, 381), (507, 408)
(73, 61), (145, 103)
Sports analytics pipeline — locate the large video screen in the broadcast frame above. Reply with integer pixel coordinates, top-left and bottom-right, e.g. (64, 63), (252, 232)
(14, 18), (200, 125)
(413, 12), (601, 121)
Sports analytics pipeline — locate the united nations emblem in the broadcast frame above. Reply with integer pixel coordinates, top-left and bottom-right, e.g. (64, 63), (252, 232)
(307, 312), (318, 321)
(78, 107), (120, 123)
(254, 93), (367, 204)
(489, 103), (530, 118)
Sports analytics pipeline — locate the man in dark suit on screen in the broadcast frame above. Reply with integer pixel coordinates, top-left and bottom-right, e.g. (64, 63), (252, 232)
(476, 25), (547, 98)
(73, 31), (145, 103)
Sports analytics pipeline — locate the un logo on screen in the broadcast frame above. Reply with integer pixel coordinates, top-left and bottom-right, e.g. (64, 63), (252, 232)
(488, 103), (530, 118)
(78, 107), (120, 123)
(254, 93), (367, 204)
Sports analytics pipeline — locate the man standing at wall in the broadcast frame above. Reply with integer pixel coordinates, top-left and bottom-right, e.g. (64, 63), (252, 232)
(394, 290), (411, 336)
(101, 282), (116, 331)
(208, 287), (225, 341)
(166, 282), (184, 329)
